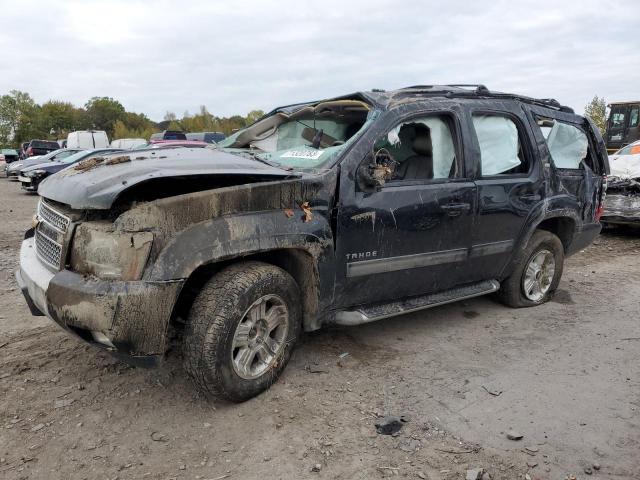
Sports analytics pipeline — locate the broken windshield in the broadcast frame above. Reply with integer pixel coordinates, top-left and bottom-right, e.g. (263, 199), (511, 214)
(217, 99), (374, 170)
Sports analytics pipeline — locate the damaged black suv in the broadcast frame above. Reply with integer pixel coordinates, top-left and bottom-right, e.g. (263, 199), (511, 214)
(17, 85), (609, 401)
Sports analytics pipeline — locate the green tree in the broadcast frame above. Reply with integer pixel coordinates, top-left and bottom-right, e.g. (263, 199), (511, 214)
(112, 112), (157, 140)
(0, 90), (44, 147)
(584, 95), (607, 135)
(166, 120), (183, 131)
(40, 100), (80, 139)
(245, 109), (264, 125)
(84, 97), (126, 138)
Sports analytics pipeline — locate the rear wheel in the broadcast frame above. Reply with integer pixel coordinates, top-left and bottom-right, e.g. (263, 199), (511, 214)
(497, 230), (564, 307)
(183, 261), (301, 402)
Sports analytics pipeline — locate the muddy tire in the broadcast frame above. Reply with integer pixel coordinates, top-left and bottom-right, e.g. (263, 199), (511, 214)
(497, 230), (564, 308)
(183, 261), (301, 402)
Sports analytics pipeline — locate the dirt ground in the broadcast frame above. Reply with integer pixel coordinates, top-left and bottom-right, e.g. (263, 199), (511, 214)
(1, 177), (639, 480)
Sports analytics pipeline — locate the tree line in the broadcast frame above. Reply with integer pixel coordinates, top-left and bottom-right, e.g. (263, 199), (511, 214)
(0, 90), (264, 149)
(0, 89), (609, 150)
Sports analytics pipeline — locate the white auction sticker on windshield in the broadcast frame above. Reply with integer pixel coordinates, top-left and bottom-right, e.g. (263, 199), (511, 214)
(280, 150), (323, 160)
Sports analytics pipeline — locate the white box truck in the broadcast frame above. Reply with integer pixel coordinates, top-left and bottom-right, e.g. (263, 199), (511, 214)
(67, 130), (109, 149)
(110, 138), (147, 149)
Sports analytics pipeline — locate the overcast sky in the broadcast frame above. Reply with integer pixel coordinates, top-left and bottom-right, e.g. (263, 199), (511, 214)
(1, 0), (638, 121)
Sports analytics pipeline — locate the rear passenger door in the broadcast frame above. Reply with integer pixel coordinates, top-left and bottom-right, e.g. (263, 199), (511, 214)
(465, 104), (544, 282)
(530, 106), (605, 225)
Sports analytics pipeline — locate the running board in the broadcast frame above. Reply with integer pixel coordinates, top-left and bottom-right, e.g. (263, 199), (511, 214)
(333, 280), (500, 326)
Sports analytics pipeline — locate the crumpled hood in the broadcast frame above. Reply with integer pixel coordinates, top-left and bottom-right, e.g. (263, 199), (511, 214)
(37, 147), (295, 209)
(609, 154), (640, 179)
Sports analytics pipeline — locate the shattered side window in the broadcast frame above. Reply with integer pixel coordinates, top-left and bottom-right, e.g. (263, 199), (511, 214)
(472, 115), (526, 175)
(537, 118), (588, 169)
(375, 115), (457, 181)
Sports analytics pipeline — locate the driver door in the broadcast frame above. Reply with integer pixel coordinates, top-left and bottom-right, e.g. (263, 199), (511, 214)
(334, 111), (476, 308)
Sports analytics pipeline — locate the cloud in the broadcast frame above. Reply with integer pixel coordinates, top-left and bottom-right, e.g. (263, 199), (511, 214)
(0, 0), (638, 120)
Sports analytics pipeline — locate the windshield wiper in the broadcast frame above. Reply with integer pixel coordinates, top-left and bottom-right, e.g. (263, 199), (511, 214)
(234, 149), (279, 168)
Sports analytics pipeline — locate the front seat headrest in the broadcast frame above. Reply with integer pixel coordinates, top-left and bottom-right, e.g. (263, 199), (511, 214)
(412, 126), (432, 156)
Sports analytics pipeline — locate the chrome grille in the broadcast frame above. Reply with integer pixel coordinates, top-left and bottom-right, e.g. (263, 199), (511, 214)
(38, 200), (70, 232)
(35, 228), (63, 269)
(35, 200), (70, 270)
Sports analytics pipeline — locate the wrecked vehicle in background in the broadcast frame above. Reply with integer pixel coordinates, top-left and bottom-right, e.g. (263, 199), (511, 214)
(16, 85), (608, 402)
(602, 140), (640, 226)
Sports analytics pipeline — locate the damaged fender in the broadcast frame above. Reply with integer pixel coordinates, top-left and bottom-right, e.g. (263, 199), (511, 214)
(147, 210), (335, 331)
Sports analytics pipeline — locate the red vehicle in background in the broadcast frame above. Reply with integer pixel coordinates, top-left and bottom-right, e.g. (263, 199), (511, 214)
(139, 139), (209, 148)
(25, 140), (60, 157)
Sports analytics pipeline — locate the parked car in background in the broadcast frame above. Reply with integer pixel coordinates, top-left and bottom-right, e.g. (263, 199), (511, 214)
(18, 148), (121, 192)
(606, 101), (640, 153)
(16, 85), (608, 401)
(57, 139), (67, 148)
(0, 149), (17, 176)
(186, 131), (226, 143)
(9, 157), (40, 178)
(25, 140), (60, 157)
(6, 149), (82, 180)
(149, 130), (187, 141)
(19, 142), (30, 159)
(67, 130), (109, 149)
(0, 148), (19, 163)
(110, 138), (147, 149)
(602, 139), (640, 226)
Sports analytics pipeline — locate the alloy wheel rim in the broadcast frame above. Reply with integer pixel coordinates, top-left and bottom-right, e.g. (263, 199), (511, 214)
(522, 249), (555, 302)
(231, 294), (289, 380)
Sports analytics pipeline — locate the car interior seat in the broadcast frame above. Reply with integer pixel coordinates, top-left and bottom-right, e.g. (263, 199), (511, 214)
(396, 125), (433, 180)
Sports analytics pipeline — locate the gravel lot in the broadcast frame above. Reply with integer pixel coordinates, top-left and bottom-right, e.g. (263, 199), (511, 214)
(1, 177), (639, 480)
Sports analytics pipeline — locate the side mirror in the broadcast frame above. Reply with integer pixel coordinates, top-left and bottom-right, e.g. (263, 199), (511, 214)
(356, 150), (396, 191)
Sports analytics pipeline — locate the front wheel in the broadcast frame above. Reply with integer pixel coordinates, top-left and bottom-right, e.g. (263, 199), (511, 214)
(497, 230), (564, 307)
(183, 261), (301, 402)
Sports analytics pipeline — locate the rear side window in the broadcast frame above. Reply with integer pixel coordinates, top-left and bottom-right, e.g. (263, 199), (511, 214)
(30, 140), (59, 149)
(537, 118), (588, 169)
(472, 114), (528, 175)
(164, 132), (186, 140)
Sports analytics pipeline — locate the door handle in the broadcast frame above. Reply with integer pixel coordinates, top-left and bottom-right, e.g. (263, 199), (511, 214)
(440, 202), (471, 216)
(519, 194), (542, 201)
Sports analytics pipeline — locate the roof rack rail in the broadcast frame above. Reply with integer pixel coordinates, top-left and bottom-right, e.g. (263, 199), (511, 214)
(446, 84), (490, 94)
(394, 84), (574, 113)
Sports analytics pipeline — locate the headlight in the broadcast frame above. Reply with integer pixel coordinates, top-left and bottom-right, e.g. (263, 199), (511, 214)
(25, 169), (46, 177)
(70, 222), (153, 280)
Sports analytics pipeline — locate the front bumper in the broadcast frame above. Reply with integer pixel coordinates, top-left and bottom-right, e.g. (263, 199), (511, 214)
(17, 237), (185, 364)
(19, 176), (39, 191)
